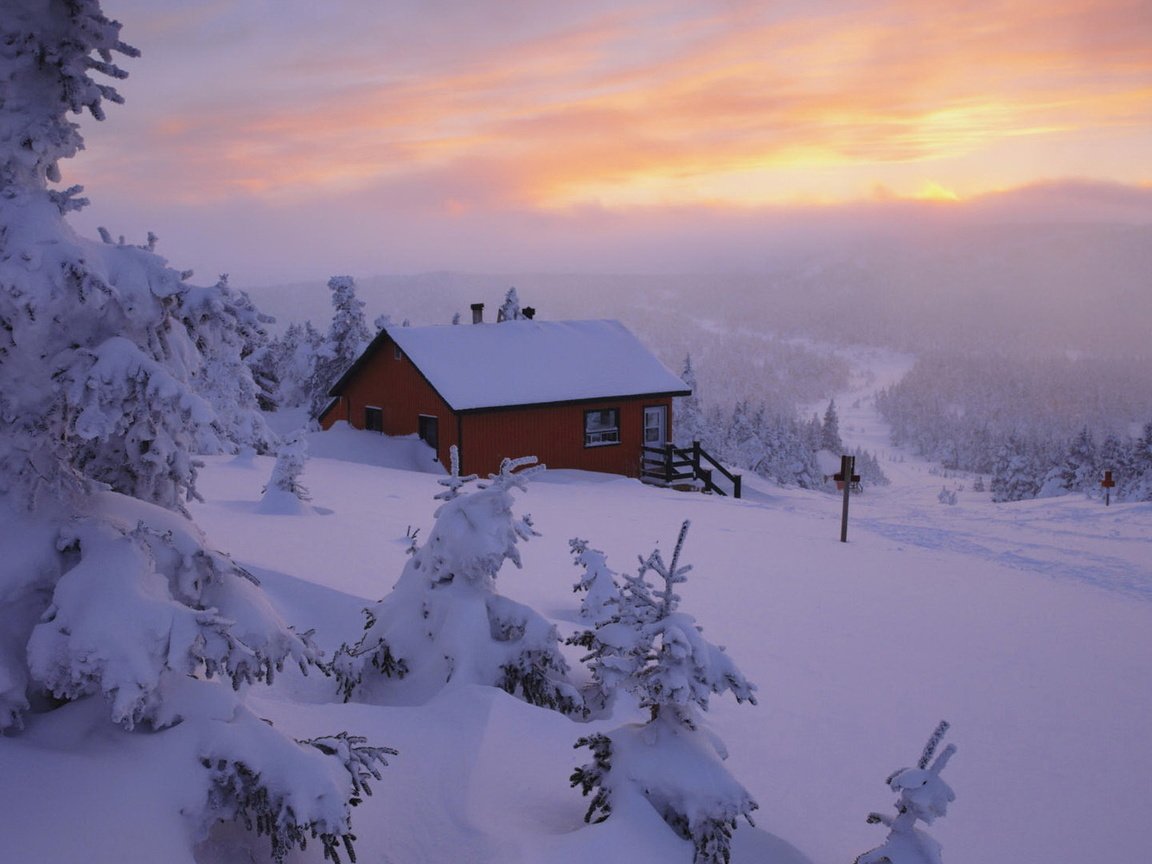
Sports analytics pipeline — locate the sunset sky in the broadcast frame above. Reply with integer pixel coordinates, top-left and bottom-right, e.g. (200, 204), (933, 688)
(68, 0), (1152, 285)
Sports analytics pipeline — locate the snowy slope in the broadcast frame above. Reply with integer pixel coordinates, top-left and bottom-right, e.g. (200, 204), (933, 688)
(3, 406), (1149, 864)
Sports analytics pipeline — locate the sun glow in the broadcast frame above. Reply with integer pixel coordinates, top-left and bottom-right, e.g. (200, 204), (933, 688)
(916, 182), (960, 202)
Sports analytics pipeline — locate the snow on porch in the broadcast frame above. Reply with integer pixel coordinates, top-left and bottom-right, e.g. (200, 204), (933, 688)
(388, 319), (689, 411)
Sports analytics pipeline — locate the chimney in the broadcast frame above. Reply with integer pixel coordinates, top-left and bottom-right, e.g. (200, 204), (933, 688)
(470, 303), (484, 324)
(522, 306), (536, 320)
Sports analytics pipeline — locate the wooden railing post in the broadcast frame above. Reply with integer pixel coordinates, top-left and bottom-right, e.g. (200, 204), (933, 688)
(733, 474), (741, 499)
(664, 444), (674, 484)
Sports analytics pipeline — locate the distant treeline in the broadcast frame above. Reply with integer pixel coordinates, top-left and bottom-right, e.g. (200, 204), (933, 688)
(875, 352), (1152, 501)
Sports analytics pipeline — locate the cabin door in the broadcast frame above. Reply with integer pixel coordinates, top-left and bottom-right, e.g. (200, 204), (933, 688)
(643, 406), (668, 446)
(418, 415), (439, 458)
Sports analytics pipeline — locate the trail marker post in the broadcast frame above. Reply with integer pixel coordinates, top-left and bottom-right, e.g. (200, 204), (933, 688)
(836, 454), (859, 542)
(1101, 469), (1115, 506)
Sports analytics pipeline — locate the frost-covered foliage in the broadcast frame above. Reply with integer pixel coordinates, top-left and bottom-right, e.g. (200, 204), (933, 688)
(307, 275), (372, 416)
(877, 351), (1152, 501)
(178, 273), (277, 453)
(571, 522), (758, 864)
(856, 721), (958, 864)
(937, 486), (957, 506)
(822, 400), (843, 452)
(569, 538), (620, 627)
(265, 320), (325, 409)
(0, 0), (138, 190)
(0, 5), (390, 857)
(22, 495), (318, 728)
(496, 286), (523, 321)
(260, 431), (310, 513)
(201, 721), (394, 864)
(673, 354), (706, 447)
(674, 355), (887, 490)
(333, 456), (583, 714)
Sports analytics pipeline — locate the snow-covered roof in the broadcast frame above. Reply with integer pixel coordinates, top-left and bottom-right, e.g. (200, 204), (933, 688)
(343, 320), (689, 411)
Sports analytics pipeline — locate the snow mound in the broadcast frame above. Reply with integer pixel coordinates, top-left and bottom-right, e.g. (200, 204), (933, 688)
(307, 422), (445, 473)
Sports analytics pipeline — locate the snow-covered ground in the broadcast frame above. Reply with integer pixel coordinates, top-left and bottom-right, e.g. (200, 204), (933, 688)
(3, 360), (1150, 864)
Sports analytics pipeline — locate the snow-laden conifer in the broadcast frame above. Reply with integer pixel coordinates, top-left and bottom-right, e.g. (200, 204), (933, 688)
(260, 431), (311, 514)
(571, 521), (758, 864)
(856, 721), (958, 864)
(822, 399), (844, 452)
(496, 286), (523, 321)
(179, 273), (277, 454)
(673, 354), (706, 448)
(307, 275), (372, 416)
(0, 6), (391, 858)
(332, 456), (583, 714)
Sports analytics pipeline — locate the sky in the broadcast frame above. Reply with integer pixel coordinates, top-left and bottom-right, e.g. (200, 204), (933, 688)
(66, 0), (1152, 285)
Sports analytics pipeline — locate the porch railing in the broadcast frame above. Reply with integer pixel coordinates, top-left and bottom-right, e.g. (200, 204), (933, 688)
(640, 441), (742, 499)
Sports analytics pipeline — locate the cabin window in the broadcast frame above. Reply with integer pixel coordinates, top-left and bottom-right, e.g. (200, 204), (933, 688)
(394, 345), (403, 360)
(364, 406), (383, 432)
(584, 408), (620, 447)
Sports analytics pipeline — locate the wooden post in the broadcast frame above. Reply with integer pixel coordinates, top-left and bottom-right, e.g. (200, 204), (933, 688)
(1101, 469), (1115, 507)
(733, 473), (742, 500)
(839, 454), (856, 542)
(664, 444), (674, 484)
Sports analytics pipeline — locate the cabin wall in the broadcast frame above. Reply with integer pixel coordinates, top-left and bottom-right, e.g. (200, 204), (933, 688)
(320, 333), (458, 467)
(459, 397), (674, 478)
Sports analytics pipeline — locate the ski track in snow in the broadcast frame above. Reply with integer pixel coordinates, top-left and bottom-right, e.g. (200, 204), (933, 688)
(801, 345), (1152, 602)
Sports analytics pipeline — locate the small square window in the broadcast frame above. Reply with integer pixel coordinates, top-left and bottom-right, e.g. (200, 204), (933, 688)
(584, 408), (620, 447)
(394, 345), (403, 361)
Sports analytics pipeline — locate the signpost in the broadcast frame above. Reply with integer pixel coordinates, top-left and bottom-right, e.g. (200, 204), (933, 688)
(836, 454), (860, 542)
(1101, 469), (1115, 507)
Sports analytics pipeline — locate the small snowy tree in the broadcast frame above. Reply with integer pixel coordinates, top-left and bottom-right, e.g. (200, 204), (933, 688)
(496, 286), (524, 321)
(332, 456), (583, 714)
(856, 721), (958, 864)
(570, 521), (758, 864)
(260, 431), (311, 513)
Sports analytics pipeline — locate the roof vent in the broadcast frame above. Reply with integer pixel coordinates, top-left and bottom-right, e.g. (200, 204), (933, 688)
(470, 303), (484, 324)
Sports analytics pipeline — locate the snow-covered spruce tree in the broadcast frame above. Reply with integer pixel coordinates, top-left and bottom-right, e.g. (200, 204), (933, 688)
(570, 521), (758, 864)
(821, 399), (844, 452)
(856, 721), (958, 864)
(332, 455), (583, 714)
(266, 320), (324, 409)
(496, 285), (524, 321)
(672, 354), (706, 448)
(1119, 421), (1152, 502)
(260, 431), (311, 514)
(178, 272), (277, 453)
(0, 5), (389, 859)
(307, 274), (372, 416)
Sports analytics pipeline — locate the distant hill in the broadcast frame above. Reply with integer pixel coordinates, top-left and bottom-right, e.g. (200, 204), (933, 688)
(245, 221), (1152, 358)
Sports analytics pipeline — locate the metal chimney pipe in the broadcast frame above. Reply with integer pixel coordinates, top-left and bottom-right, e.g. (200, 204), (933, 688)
(470, 303), (484, 324)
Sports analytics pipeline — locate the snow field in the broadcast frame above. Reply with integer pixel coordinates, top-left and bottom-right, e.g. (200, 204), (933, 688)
(174, 428), (1152, 864)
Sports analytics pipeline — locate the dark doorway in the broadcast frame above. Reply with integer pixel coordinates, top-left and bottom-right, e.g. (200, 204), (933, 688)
(364, 406), (383, 432)
(418, 414), (439, 458)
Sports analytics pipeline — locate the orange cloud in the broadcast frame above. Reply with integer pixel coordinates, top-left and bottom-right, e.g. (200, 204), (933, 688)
(83, 0), (1152, 212)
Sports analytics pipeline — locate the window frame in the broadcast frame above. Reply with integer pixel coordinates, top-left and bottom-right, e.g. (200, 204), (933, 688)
(584, 407), (621, 448)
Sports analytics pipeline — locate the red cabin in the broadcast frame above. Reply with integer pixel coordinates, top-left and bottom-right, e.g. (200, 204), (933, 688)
(318, 315), (690, 479)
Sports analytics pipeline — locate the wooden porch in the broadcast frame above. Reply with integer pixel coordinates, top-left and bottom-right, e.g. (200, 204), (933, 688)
(641, 441), (742, 499)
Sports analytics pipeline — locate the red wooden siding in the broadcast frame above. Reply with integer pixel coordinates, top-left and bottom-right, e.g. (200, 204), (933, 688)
(320, 333), (458, 467)
(459, 397), (674, 478)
